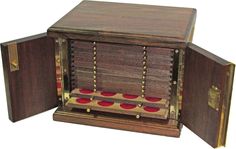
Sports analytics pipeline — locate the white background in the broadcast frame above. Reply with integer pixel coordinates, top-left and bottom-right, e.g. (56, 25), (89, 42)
(0, 0), (235, 149)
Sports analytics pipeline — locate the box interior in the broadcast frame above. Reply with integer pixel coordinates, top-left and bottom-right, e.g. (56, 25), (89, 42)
(61, 39), (178, 122)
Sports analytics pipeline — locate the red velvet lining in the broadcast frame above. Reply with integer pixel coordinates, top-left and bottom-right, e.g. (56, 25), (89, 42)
(98, 100), (114, 107)
(101, 91), (116, 96)
(79, 89), (93, 94)
(120, 103), (137, 109)
(145, 97), (161, 102)
(57, 82), (61, 88)
(144, 106), (160, 112)
(76, 98), (91, 104)
(122, 94), (138, 99)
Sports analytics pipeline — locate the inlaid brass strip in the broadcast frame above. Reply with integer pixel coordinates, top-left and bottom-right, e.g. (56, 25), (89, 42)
(56, 38), (68, 106)
(169, 49), (180, 120)
(217, 64), (235, 147)
(55, 41), (62, 98)
(177, 49), (184, 110)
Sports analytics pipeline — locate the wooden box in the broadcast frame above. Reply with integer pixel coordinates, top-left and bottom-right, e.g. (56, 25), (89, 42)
(1, 1), (234, 148)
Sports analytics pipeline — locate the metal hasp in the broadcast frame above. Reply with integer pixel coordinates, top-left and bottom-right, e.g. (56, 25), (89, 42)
(8, 43), (19, 72)
(208, 85), (221, 111)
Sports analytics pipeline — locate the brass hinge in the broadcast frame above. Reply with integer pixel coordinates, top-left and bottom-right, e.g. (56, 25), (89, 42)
(208, 85), (221, 111)
(8, 43), (19, 72)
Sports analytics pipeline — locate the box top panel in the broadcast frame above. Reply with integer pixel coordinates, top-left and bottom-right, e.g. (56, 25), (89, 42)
(48, 1), (196, 43)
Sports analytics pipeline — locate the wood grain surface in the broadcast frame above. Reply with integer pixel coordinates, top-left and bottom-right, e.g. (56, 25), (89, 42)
(53, 107), (180, 137)
(1, 33), (58, 122)
(181, 43), (235, 147)
(48, 1), (196, 45)
(70, 40), (173, 99)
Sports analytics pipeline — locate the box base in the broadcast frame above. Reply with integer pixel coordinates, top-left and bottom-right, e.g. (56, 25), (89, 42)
(53, 107), (181, 137)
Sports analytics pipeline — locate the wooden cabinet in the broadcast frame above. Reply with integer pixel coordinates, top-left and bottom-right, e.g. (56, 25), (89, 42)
(1, 1), (234, 148)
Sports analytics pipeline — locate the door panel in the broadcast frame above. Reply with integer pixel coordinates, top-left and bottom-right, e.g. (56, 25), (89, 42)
(1, 33), (58, 122)
(182, 43), (234, 147)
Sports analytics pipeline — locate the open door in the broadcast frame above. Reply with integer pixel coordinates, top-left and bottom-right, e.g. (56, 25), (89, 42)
(181, 43), (235, 147)
(1, 33), (58, 122)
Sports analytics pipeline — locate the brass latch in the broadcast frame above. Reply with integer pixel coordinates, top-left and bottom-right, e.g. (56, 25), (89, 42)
(8, 43), (19, 72)
(208, 85), (221, 111)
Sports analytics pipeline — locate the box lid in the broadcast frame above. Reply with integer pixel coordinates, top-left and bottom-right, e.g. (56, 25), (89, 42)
(48, 1), (196, 44)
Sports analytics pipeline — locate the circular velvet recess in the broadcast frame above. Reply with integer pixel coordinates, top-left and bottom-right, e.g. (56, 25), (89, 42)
(143, 106), (160, 112)
(122, 94), (138, 99)
(79, 89), (94, 94)
(98, 100), (114, 107)
(120, 103), (137, 109)
(76, 98), (91, 104)
(57, 82), (61, 88)
(101, 91), (117, 96)
(145, 97), (161, 102)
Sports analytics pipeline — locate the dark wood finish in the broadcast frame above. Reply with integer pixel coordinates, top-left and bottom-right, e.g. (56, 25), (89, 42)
(48, 31), (189, 48)
(70, 40), (173, 99)
(181, 43), (235, 147)
(1, 33), (58, 122)
(53, 107), (180, 137)
(2, 1), (233, 147)
(48, 1), (196, 46)
(72, 42), (174, 69)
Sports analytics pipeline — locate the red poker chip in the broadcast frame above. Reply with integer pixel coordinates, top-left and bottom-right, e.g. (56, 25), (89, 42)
(120, 103), (137, 109)
(101, 91), (116, 96)
(143, 106), (160, 112)
(145, 97), (161, 102)
(76, 98), (91, 104)
(98, 100), (114, 107)
(79, 88), (93, 94)
(122, 94), (138, 99)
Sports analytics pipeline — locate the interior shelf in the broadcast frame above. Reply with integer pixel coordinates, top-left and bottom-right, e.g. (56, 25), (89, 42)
(67, 88), (169, 119)
(71, 88), (169, 108)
